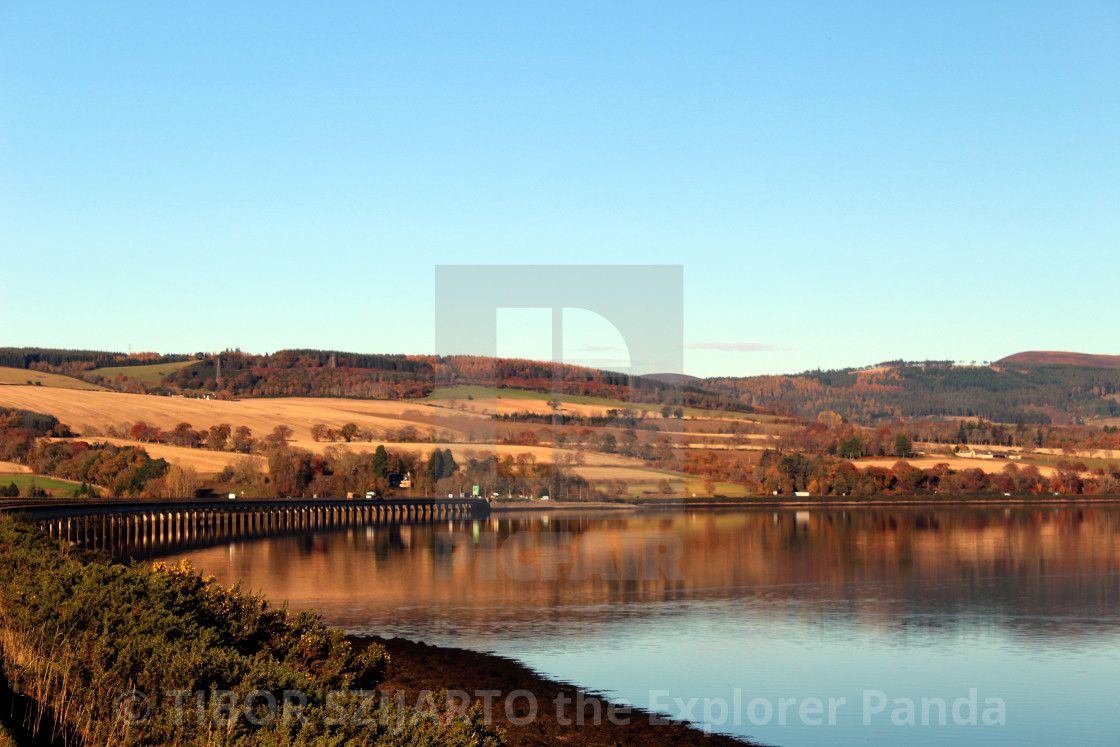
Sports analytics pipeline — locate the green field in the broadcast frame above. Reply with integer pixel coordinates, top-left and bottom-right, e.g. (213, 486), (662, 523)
(91, 359), (197, 385)
(0, 367), (108, 391)
(0, 474), (84, 494)
(427, 384), (768, 421)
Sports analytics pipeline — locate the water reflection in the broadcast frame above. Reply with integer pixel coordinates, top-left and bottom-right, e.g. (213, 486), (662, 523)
(142, 508), (1120, 637)
(146, 506), (1120, 746)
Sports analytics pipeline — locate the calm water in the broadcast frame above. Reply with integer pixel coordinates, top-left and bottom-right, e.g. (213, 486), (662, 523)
(145, 506), (1120, 746)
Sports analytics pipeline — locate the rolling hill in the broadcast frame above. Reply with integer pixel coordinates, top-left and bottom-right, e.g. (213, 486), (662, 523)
(996, 351), (1120, 368)
(9, 346), (1120, 427)
(704, 359), (1120, 425)
(0, 367), (108, 391)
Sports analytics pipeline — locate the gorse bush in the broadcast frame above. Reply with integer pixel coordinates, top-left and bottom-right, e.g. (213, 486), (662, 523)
(0, 517), (503, 746)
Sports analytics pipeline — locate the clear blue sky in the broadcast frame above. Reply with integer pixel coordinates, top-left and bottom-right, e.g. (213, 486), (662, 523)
(2, 2), (1117, 378)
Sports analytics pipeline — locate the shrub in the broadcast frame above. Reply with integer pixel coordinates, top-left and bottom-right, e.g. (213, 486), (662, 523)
(0, 519), (503, 746)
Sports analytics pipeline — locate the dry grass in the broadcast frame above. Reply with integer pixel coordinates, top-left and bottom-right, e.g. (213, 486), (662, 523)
(0, 387), (467, 441)
(0, 387), (690, 483)
(62, 437), (267, 474)
(0, 386), (707, 485)
(0, 461), (31, 474)
(0, 368), (107, 391)
(853, 456), (1060, 479)
(435, 396), (616, 418)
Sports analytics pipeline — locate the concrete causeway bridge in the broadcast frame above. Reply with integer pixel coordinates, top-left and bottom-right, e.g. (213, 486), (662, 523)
(0, 497), (491, 557)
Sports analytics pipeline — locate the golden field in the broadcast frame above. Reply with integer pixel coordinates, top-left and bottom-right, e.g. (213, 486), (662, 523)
(853, 456), (1061, 479)
(0, 385), (665, 479)
(0, 461), (32, 474)
(0, 386), (469, 441)
(10, 383), (1082, 493)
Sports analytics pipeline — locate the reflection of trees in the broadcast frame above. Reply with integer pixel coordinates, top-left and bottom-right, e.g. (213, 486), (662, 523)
(171, 508), (1120, 641)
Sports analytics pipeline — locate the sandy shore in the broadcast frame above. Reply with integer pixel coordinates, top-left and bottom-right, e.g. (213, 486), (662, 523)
(350, 636), (755, 746)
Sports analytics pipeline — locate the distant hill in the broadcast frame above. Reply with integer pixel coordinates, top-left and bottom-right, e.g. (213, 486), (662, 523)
(14, 346), (1120, 426)
(997, 351), (1120, 368)
(703, 360), (1120, 425)
(0, 348), (754, 414)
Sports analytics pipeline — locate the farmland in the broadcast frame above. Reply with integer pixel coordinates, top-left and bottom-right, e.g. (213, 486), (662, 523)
(0, 473), (83, 495)
(0, 386), (462, 442)
(0, 367), (107, 391)
(90, 359), (199, 385)
(0, 385), (704, 493)
(429, 385), (773, 421)
(4, 369), (1118, 500)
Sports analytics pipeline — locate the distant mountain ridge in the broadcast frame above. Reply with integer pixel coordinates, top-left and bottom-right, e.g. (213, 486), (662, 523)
(997, 351), (1120, 368)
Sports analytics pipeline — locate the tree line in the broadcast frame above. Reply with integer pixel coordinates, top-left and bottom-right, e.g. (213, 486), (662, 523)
(682, 449), (1119, 497)
(0, 347), (190, 373)
(706, 362), (1120, 424)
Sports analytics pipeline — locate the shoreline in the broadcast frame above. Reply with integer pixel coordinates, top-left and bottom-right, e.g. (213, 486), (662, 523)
(347, 634), (756, 746)
(491, 495), (1120, 513)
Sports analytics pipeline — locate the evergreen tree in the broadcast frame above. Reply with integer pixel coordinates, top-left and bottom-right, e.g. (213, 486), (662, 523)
(440, 448), (457, 479)
(425, 450), (445, 483)
(370, 445), (390, 478)
(894, 434), (912, 458)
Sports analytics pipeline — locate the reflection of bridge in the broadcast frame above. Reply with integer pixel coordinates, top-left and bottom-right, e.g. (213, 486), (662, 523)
(0, 498), (490, 558)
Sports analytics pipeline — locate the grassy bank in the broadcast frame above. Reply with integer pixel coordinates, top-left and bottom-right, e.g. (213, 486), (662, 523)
(0, 515), (502, 746)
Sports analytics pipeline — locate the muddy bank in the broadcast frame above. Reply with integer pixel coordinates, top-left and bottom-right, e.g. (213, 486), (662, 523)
(350, 635), (759, 746)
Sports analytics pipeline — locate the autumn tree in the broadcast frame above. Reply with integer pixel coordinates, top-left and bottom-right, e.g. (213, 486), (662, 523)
(891, 460), (923, 493)
(231, 426), (254, 453)
(597, 433), (617, 453)
(268, 424), (294, 446)
(208, 423), (231, 451)
(130, 422), (154, 443)
(170, 422), (202, 449)
(620, 429), (638, 457)
(160, 464), (200, 498)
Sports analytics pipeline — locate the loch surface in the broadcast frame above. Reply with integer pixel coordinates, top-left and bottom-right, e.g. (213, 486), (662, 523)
(146, 505), (1120, 746)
